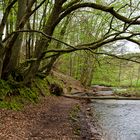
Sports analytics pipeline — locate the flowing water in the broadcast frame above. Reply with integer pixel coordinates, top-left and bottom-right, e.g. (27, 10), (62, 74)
(90, 100), (140, 140)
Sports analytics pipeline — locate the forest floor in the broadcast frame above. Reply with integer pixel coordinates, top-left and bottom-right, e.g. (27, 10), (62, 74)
(0, 70), (103, 140)
(0, 96), (102, 140)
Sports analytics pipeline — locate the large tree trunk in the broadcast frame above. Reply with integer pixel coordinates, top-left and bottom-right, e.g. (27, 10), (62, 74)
(41, 54), (60, 76)
(2, 0), (26, 80)
(40, 16), (71, 76)
(23, 0), (66, 84)
(0, 41), (4, 78)
(0, 0), (17, 78)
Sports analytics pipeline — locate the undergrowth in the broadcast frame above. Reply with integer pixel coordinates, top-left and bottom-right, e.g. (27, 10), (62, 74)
(46, 75), (64, 88)
(0, 76), (58, 110)
(114, 87), (140, 97)
(0, 74), (65, 110)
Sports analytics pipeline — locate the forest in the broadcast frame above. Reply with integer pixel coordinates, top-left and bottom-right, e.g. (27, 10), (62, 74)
(1, 0), (140, 139)
(0, 0), (140, 105)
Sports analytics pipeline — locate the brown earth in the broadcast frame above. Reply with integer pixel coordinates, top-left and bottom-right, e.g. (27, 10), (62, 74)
(0, 70), (103, 140)
(52, 70), (86, 94)
(0, 96), (102, 140)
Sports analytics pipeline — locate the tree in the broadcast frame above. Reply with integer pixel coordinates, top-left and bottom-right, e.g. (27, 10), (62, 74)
(0, 0), (140, 86)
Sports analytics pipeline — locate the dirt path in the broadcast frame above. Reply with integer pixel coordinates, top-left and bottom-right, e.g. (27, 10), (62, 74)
(0, 96), (80, 140)
(0, 96), (102, 140)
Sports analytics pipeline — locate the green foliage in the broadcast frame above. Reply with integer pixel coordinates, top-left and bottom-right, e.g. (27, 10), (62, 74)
(92, 80), (117, 87)
(35, 77), (50, 96)
(92, 58), (119, 87)
(19, 87), (39, 103)
(114, 87), (140, 97)
(0, 98), (23, 111)
(59, 52), (140, 89)
(0, 85), (39, 110)
(0, 77), (53, 110)
(46, 75), (64, 89)
(0, 80), (12, 98)
(46, 75), (64, 96)
(0, 80), (23, 110)
(0, 101), (21, 110)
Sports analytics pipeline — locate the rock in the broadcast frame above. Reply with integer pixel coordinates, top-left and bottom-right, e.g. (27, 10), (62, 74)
(49, 84), (63, 96)
(86, 108), (91, 111)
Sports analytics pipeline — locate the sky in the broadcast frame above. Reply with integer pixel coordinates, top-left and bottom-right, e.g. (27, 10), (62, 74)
(0, 12), (2, 21)
(125, 42), (140, 53)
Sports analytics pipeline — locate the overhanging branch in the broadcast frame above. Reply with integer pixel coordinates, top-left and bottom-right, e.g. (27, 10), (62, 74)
(94, 52), (140, 64)
(56, 2), (140, 26)
(3, 29), (140, 65)
(2, 29), (78, 50)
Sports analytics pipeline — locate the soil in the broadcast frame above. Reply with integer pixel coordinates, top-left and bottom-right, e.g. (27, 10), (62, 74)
(52, 70), (86, 94)
(0, 96), (102, 140)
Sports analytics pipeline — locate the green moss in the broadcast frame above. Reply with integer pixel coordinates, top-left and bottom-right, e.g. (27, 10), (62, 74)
(0, 76), (55, 110)
(46, 75), (64, 88)
(9, 99), (23, 110)
(19, 87), (39, 103)
(0, 74), (66, 110)
(0, 80), (12, 99)
(0, 99), (23, 111)
(35, 77), (50, 96)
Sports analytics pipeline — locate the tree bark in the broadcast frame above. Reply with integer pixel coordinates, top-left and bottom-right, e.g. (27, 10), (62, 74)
(23, 0), (67, 84)
(41, 15), (71, 76)
(2, 0), (27, 80)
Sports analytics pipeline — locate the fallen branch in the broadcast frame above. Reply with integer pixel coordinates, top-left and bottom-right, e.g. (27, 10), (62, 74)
(63, 94), (140, 100)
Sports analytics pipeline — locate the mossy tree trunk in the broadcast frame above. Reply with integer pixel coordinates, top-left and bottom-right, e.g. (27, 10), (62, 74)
(1, 0), (35, 80)
(23, 0), (68, 84)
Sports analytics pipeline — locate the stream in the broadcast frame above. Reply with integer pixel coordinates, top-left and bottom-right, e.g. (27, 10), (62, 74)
(90, 100), (140, 140)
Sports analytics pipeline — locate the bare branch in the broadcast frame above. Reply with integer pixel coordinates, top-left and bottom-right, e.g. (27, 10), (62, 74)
(94, 52), (140, 64)
(2, 29), (78, 50)
(3, 29), (140, 65)
(56, 2), (140, 28)
(45, 33), (140, 54)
